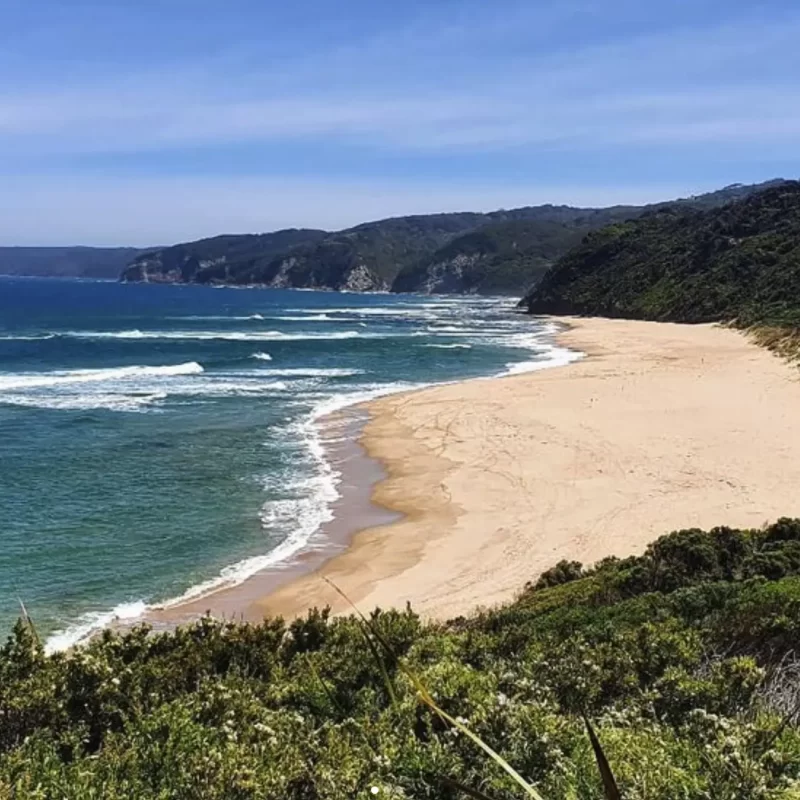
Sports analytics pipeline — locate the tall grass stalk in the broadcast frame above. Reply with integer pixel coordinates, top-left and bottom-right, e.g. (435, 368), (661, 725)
(582, 712), (622, 800)
(323, 578), (547, 800)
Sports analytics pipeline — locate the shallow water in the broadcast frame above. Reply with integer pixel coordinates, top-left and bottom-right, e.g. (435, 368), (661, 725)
(0, 277), (574, 648)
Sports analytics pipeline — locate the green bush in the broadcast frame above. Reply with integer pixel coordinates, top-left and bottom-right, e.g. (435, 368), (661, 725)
(2, 520), (800, 798)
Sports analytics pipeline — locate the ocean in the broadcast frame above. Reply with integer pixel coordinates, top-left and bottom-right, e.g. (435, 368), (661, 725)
(0, 277), (575, 650)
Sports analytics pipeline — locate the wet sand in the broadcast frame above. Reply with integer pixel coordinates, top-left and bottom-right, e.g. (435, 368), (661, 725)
(143, 410), (399, 630)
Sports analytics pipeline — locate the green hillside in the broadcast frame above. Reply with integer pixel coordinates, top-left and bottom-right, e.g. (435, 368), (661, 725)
(120, 180), (785, 296)
(525, 182), (800, 325)
(251, 213), (492, 292)
(3, 519), (800, 798)
(392, 181), (785, 296)
(391, 208), (643, 295)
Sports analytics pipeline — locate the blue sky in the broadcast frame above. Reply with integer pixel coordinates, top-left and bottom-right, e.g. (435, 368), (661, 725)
(1, 0), (799, 245)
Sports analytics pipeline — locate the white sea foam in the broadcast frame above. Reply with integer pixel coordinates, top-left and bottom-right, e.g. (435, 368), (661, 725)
(425, 324), (471, 332)
(0, 362), (204, 391)
(166, 314), (266, 322)
(45, 601), (148, 654)
(0, 333), (56, 341)
(424, 343), (473, 350)
(502, 345), (583, 376)
(62, 329), (368, 342)
(163, 378), (291, 397)
(261, 313), (334, 322)
(285, 306), (434, 317)
(251, 368), (365, 378)
(2, 392), (169, 413)
(0, 362), (304, 412)
(250, 351), (273, 361)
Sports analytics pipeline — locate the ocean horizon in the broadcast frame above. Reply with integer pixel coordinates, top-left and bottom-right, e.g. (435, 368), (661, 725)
(0, 277), (576, 649)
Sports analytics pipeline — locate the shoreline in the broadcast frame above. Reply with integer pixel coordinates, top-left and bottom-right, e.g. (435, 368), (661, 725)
(133, 318), (577, 634)
(125, 314), (800, 634)
(253, 316), (800, 621)
(138, 408), (400, 631)
(128, 319), (583, 635)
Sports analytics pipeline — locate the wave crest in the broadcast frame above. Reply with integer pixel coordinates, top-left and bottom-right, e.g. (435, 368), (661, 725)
(0, 362), (204, 391)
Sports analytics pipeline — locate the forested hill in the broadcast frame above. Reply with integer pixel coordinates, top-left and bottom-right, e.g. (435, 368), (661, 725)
(525, 181), (800, 325)
(120, 179), (784, 295)
(390, 206), (642, 295)
(0, 247), (142, 279)
(394, 180), (788, 295)
(121, 208), (606, 293)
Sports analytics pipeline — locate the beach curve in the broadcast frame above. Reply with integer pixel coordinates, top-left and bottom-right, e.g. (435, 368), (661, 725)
(252, 316), (800, 621)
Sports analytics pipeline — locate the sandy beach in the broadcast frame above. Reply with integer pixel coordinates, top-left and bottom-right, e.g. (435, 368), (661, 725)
(248, 317), (800, 621)
(148, 316), (800, 630)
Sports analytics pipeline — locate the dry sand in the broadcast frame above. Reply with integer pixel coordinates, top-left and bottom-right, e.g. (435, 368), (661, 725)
(253, 317), (800, 621)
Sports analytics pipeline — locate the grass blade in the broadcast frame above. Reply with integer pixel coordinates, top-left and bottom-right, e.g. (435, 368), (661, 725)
(322, 577), (398, 709)
(439, 774), (503, 799)
(359, 623), (398, 709)
(582, 712), (622, 800)
(323, 577), (547, 800)
(17, 596), (41, 648)
(413, 684), (545, 800)
(304, 654), (343, 714)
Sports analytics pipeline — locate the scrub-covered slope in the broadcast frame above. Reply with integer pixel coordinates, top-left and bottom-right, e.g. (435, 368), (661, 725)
(526, 181), (800, 325)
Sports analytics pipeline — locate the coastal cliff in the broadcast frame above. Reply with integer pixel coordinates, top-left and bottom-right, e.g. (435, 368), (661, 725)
(120, 180), (786, 296)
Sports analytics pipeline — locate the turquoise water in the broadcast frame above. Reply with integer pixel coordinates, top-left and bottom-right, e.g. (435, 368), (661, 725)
(0, 277), (574, 648)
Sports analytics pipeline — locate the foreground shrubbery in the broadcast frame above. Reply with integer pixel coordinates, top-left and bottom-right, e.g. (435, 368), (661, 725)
(3, 520), (800, 798)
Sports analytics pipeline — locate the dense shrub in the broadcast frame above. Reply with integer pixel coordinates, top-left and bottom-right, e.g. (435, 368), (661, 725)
(2, 520), (800, 797)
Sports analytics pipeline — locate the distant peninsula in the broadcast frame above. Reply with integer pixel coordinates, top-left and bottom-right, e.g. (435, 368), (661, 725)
(0, 247), (142, 280)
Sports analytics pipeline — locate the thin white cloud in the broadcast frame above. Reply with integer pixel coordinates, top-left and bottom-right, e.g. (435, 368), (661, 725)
(0, 1), (797, 243)
(0, 8), (798, 156)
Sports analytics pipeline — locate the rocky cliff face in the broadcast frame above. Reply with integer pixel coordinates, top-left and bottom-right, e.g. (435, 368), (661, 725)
(405, 253), (483, 294)
(122, 253), (205, 284)
(254, 255), (385, 291)
(120, 230), (328, 287)
(340, 263), (383, 292)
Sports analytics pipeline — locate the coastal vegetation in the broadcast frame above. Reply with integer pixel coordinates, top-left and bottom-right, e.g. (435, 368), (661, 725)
(119, 180), (783, 295)
(3, 519), (800, 798)
(525, 181), (800, 328)
(390, 214), (617, 296)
